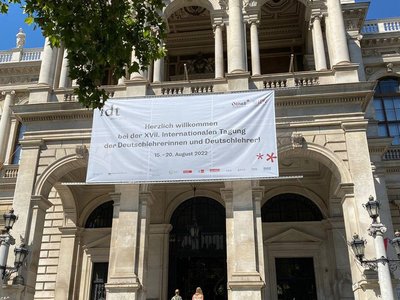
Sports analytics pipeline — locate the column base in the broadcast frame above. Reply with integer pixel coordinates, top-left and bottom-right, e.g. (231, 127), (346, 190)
(226, 72), (250, 91)
(332, 63), (360, 84)
(228, 272), (264, 300)
(125, 79), (149, 97)
(28, 85), (53, 104)
(106, 281), (141, 300)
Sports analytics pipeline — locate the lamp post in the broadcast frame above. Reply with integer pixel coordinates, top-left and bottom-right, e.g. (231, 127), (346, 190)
(0, 209), (29, 285)
(349, 196), (395, 300)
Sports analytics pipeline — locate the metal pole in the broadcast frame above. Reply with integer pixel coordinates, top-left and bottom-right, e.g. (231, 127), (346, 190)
(0, 230), (15, 281)
(369, 223), (395, 300)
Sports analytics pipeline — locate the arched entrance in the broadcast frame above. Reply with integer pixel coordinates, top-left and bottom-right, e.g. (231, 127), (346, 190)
(168, 197), (227, 300)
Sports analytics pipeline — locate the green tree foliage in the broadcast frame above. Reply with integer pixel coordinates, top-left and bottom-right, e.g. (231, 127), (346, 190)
(1, 0), (166, 108)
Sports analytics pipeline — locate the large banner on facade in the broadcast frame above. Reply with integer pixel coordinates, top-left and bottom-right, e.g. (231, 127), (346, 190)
(86, 91), (278, 183)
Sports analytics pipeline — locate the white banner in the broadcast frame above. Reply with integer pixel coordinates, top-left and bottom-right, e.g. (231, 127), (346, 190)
(86, 91), (278, 183)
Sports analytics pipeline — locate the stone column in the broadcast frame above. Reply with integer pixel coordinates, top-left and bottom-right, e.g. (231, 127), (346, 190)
(228, 0), (246, 73)
(54, 227), (80, 300)
(147, 224), (172, 300)
(214, 22), (225, 79)
(130, 50), (144, 80)
(348, 32), (366, 81)
(58, 49), (71, 88)
(38, 38), (58, 86)
(249, 19), (261, 76)
(326, 0), (350, 65)
(10, 139), (47, 299)
(311, 15), (328, 71)
(106, 185), (152, 300)
(221, 181), (264, 300)
(340, 122), (384, 299)
(153, 57), (164, 83)
(0, 91), (15, 163)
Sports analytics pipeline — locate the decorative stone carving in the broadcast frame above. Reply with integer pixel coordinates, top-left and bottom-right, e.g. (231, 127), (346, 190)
(75, 145), (88, 159)
(291, 132), (305, 149)
(387, 62), (394, 73)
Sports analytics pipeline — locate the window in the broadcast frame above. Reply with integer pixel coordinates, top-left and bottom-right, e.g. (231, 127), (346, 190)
(262, 193), (323, 222)
(85, 201), (114, 228)
(373, 77), (400, 144)
(11, 122), (26, 165)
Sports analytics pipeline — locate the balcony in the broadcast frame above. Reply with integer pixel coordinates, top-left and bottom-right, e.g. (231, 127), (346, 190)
(0, 164), (19, 185)
(362, 18), (400, 34)
(0, 48), (42, 63)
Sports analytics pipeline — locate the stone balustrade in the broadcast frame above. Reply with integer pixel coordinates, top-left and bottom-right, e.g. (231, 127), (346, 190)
(0, 164), (19, 179)
(362, 18), (400, 34)
(0, 48), (42, 63)
(383, 147), (400, 160)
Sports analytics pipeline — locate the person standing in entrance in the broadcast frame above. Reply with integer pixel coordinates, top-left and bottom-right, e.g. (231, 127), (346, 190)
(192, 287), (204, 300)
(171, 289), (183, 300)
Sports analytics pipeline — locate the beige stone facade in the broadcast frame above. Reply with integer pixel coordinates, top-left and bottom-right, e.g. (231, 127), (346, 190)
(1, 0), (400, 299)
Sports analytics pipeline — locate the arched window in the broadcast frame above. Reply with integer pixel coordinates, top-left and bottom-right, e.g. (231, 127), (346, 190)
(85, 201), (114, 228)
(262, 193), (323, 222)
(373, 77), (400, 145)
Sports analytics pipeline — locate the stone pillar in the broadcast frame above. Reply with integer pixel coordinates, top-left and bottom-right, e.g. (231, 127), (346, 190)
(130, 50), (144, 80)
(340, 122), (384, 298)
(228, 0), (246, 73)
(214, 22), (225, 79)
(0, 91), (15, 163)
(58, 49), (71, 88)
(147, 224), (172, 300)
(326, 0), (350, 66)
(10, 139), (47, 299)
(348, 32), (366, 81)
(249, 19), (261, 76)
(38, 38), (58, 86)
(106, 185), (152, 300)
(221, 181), (264, 300)
(311, 15), (328, 71)
(153, 56), (164, 83)
(54, 227), (80, 300)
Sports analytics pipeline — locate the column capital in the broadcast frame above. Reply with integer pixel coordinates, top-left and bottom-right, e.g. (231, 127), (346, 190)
(20, 139), (45, 150)
(1, 90), (16, 97)
(247, 18), (260, 26)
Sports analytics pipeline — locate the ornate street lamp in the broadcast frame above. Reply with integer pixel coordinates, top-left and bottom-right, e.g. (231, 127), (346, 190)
(363, 196), (380, 223)
(348, 196), (400, 300)
(12, 243), (29, 285)
(0, 208), (28, 284)
(349, 234), (366, 262)
(3, 209), (17, 232)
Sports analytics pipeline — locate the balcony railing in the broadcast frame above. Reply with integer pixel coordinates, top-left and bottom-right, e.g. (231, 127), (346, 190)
(362, 18), (400, 34)
(0, 165), (19, 179)
(383, 148), (400, 161)
(0, 48), (42, 63)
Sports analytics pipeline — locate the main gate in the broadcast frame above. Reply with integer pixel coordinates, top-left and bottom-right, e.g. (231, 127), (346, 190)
(168, 197), (227, 300)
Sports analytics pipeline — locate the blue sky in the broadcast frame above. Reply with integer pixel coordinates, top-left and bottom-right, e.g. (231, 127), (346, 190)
(0, 0), (399, 50)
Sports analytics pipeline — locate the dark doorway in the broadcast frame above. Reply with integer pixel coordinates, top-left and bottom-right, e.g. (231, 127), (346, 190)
(90, 262), (108, 300)
(168, 197), (227, 300)
(275, 257), (318, 300)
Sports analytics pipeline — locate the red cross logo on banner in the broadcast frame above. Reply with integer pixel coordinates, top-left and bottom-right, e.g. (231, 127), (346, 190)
(266, 153), (277, 163)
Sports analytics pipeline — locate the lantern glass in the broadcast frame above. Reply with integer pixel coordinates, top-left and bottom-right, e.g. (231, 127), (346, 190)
(3, 209), (17, 231)
(364, 196), (380, 221)
(14, 244), (28, 268)
(350, 234), (365, 261)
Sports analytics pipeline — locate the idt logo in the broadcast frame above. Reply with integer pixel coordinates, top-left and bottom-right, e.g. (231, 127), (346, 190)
(100, 105), (120, 117)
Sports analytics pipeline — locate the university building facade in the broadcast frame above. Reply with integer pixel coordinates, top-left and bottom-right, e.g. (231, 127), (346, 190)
(1, 0), (400, 299)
